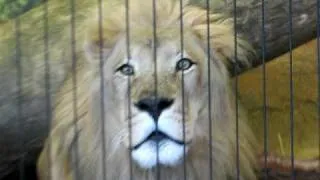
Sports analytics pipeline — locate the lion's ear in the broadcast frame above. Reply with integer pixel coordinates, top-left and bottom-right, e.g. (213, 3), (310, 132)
(83, 5), (124, 65)
(83, 27), (121, 65)
(83, 39), (112, 65)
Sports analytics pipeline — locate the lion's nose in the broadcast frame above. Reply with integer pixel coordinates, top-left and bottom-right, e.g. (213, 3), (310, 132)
(135, 97), (174, 120)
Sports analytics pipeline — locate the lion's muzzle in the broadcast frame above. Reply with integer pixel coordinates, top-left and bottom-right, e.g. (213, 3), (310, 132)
(133, 96), (190, 147)
(130, 96), (192, 169)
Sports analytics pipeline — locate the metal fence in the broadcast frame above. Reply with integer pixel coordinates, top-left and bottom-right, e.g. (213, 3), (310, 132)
(1, 0), (319, 179)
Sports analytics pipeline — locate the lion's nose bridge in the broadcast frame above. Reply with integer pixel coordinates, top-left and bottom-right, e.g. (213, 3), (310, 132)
(133, 75), (178, 101)
(132, 81), (156, 101)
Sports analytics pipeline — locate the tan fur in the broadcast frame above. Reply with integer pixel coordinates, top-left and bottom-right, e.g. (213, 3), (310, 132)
(37, 0), (258, 179)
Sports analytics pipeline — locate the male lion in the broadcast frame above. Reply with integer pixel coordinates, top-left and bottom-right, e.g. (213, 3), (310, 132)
(37, 0), (257, 179)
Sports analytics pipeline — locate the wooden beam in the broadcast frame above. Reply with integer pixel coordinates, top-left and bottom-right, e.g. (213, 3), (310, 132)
(198, 0), (318, 74)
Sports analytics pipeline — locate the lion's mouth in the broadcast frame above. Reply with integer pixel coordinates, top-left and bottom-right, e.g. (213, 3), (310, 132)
(131, 130), (190, 150)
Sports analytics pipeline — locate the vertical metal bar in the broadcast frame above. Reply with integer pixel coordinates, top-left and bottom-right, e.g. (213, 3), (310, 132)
(43, 0), (52, 179)
(125, 0), (133, 179)
(232, 0), (240, 179)
(15, 10), (24, 180)
(178, 0), (187, 179)
(317, 0), (320, 173)
(70, 0), (80, 179)
(97, 0), (107, 179)
(261, 0), (269, 179)
(205, 0), (213, 179)
(151, 0), (160, 179)
(288, 0), (295, 179)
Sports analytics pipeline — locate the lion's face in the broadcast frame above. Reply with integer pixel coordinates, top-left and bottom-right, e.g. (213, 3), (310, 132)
(83, 0), (252, 173)
(90, 35), (220, 169)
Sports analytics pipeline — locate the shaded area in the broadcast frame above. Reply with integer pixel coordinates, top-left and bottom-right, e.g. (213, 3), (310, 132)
(0, 0), (42, 23)
(1, 163), (318, 180)
(1, 164), (37, 180)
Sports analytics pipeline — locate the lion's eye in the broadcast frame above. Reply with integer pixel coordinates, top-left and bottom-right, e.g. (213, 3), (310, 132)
(116, 64), (134, 76)
(176, 58), (195, 71)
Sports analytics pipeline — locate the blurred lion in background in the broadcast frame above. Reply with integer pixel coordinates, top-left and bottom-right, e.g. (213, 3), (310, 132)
(37, 0), (258, 179)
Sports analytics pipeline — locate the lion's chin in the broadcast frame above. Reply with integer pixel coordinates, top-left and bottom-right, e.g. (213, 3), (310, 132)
(131, 139), (189, 169)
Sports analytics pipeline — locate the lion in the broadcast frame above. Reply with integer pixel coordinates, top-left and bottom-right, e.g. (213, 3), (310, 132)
(37, 0), (258, 179)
